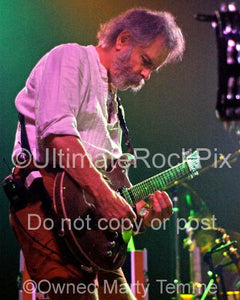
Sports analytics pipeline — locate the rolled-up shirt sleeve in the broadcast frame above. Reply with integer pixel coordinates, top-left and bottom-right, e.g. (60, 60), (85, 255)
(35, 44), (83, 140)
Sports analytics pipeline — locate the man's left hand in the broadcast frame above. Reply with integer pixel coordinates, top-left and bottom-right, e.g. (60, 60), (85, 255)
(136, 191), (173, 227)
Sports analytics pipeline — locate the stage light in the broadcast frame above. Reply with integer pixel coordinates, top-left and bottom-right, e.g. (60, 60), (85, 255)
(195, 3), (240, 121)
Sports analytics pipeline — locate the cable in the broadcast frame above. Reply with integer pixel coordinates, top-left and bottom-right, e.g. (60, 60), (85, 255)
(11, 207), (94, 279)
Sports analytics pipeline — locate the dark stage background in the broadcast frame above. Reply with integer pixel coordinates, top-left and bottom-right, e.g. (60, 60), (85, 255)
(1, 1), (240, 299)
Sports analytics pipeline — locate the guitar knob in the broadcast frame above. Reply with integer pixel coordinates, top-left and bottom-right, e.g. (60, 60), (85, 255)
(113, 232), (118, 239)
(58, 228), (65, 237)
(105, 250), (113, 257)
(108, 241), (116, 248)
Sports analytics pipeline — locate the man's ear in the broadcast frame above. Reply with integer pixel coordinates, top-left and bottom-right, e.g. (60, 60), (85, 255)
(115, 30), (132, 50)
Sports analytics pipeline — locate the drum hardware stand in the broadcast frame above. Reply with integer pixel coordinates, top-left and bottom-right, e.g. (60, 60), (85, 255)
(202, 241), (239, 300)
(171, 191), (202, 299)
(171, 187), (181, 300)
(184, 220), (203, 297)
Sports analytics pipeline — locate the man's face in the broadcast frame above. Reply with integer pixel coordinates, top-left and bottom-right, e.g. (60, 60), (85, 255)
(110, 35), (170, 91)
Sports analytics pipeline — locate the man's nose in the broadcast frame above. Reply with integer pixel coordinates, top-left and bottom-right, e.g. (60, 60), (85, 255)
(141, 68), (151, 80)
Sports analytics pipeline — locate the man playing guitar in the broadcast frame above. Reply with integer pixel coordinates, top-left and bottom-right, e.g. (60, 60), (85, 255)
(9, 8), (185, 300)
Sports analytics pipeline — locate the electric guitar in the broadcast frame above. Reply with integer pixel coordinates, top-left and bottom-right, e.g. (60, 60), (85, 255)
(48, 150), (201, 272)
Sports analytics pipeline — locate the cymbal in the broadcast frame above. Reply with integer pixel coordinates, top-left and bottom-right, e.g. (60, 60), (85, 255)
(194, 228), (223, 253)
(194, 228), (240, 274)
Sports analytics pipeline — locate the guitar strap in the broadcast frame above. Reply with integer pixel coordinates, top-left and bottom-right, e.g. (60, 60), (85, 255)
(116, 95), (134, 155)
(18, 113), (32, 159)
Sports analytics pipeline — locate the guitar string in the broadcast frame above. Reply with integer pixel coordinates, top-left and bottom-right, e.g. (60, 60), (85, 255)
(129, 161), (187, 200)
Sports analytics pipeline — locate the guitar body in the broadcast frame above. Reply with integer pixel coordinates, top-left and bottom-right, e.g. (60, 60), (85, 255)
(41, 151), (201, 272)
(51, 161), (132, 272)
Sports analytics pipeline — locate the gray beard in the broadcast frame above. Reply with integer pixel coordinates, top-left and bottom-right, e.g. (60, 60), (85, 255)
(110, 48), (145, 92)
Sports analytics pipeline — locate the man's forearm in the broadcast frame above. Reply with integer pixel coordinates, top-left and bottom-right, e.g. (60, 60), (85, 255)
(44, 134), (111, 200)
(43, 134), (136, 224)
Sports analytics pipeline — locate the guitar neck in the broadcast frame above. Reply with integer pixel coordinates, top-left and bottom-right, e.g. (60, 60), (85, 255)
(124, 161), (190, 204)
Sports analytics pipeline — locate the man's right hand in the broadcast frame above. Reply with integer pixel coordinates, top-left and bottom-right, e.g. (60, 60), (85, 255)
(93, 186), (136, 231)
(44, 134), (136, 232)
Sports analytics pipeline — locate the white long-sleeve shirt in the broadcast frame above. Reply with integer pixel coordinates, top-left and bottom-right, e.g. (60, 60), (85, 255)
(13, 43), (123, 168)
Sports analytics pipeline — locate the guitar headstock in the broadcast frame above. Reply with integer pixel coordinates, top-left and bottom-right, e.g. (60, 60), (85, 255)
(183, 150), (202, 178)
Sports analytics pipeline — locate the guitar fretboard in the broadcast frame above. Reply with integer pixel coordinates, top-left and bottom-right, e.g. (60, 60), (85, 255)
(126, 161), (189, 203)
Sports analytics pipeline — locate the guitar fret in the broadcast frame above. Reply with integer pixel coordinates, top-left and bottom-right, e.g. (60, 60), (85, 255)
(161, 175), (167, 187)
(122, 151), (201, 207)
(121, 151), (201, 207)
(128, 161), (190, 202)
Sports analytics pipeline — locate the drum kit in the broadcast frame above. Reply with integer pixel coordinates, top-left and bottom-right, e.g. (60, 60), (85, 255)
(170, 144), (240, 299)
(182, 217), (240, 300)
(178, 163), (240, 300)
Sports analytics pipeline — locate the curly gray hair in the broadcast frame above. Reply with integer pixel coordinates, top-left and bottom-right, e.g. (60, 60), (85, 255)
(97, 8), (185, 65)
